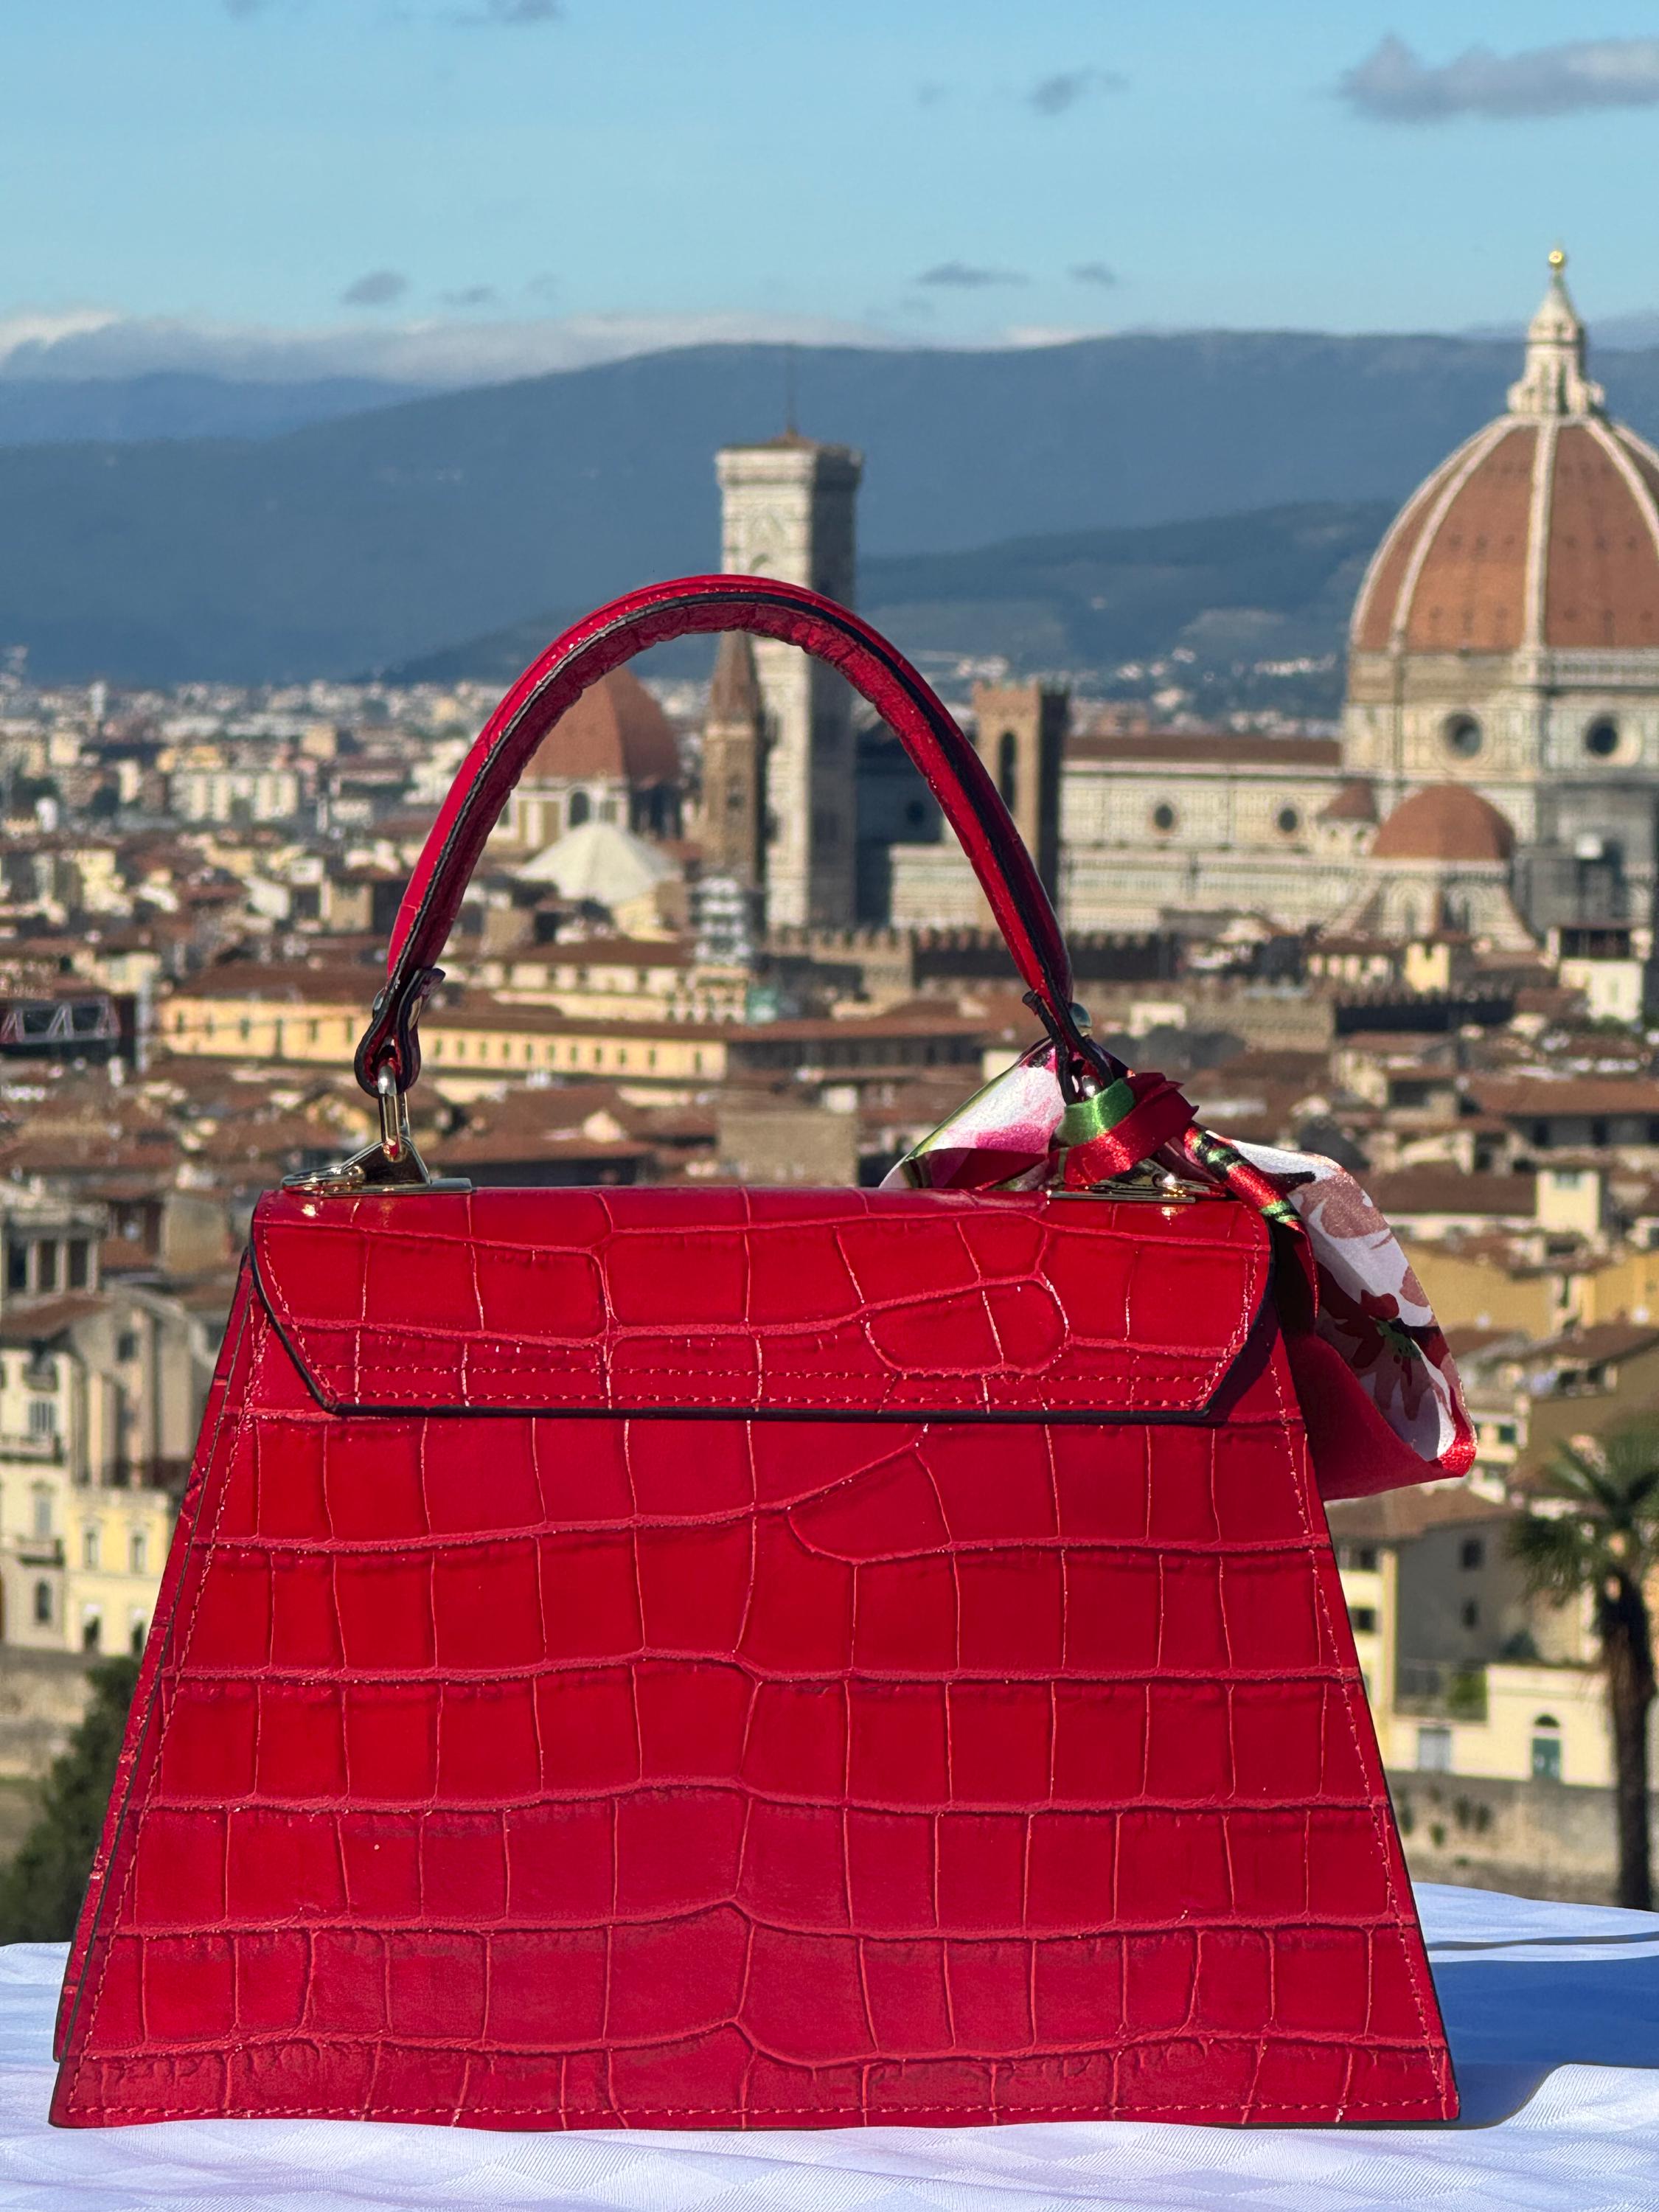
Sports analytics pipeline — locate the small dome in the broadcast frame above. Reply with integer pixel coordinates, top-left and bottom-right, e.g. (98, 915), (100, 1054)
(524, 669), (680, 787)
(515, 820), (678, 905)
(1351, 255), (1659, 657)
(1371, 784), (1516, 863)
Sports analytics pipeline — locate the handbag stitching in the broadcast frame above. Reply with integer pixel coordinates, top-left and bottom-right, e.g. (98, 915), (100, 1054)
(1262, 1335), (1445, 2094)
(63, 1293), (270, 2103)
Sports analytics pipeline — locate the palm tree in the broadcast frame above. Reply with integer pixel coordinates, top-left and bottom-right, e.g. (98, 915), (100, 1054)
(1510, 1419), (1659, 1910)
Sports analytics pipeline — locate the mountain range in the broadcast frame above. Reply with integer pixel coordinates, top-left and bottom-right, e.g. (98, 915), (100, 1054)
(402, 501), (1394, 700)
(2, 330), (1655, 684)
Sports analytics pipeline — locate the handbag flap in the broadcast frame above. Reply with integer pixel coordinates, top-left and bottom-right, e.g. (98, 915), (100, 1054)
(251, 1186), (1271, 1420)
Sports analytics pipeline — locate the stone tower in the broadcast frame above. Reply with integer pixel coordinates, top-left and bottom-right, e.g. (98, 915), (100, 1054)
(700, 631), (767, 894)
(715, 433), (863, 927)
(972, 679), (1068, 897)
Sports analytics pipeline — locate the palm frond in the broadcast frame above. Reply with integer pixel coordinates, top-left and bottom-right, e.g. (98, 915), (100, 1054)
(1508, 1509), (1596, 1601)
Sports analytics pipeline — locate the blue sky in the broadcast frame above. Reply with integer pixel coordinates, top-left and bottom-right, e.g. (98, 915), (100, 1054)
(4, 1), (1659, 380)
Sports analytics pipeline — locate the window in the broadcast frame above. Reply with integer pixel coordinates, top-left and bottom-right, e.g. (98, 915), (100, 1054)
(996, 730), (1019, 813)
(568, 790), (591, 829)
(1461, 1599), (1480, 1630)
(1460, 1538), (1484, 1571)
(129, 1612), (147, 1657)
(129, 1530), (147, 1576)
(4, 1246), (23, 1295)
(32, 1581), (51, 1626)
(67, 1241), (88, 1290)
(29, 1399), (56, 1439)
(1444, 714), (1483, 759)
(81, 1525), (99, 1570)
(1150, 802), (1177, 833)
(1531, 1718), (1563, 1780)
(1498, 1422), (1517, 1445)
(80, 1607), (102, 1654)
(1585, 718), (1620, 758)
(30, 1487), (51, 1537)
(1347, 1604), (1378, 1634)
(115, 1329), (140, 1364)
(1417, 1725), (1453, 1773)
(1356, 1546), (1378, 1572)
(1276, 806), (1301, 835)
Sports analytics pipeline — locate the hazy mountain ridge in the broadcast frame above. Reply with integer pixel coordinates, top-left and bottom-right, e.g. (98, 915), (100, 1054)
(3, 330), (1655, 682)
(0, 373), (429, 446)
(398, 501), (1392, 700)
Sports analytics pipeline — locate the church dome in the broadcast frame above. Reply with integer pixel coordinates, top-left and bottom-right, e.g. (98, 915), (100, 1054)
(1370, 784), (1516, 863)
(524, 669), (681, 787)
(1352, 254), (1659, 656)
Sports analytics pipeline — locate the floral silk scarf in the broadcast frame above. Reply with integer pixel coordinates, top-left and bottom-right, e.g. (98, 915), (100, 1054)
(886, 1043), (1475, 1499)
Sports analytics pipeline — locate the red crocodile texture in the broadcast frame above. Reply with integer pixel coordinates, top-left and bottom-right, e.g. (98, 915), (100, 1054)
(52, 1190), (1455, 2130)
(251, 1189), (1271, 1419)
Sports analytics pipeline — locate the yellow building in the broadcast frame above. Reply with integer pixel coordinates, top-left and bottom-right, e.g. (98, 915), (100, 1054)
(1328, 1483), (1609, 1787)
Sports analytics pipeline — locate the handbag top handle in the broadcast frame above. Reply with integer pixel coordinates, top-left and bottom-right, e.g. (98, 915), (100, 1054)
(355, 576), (1116, 1106)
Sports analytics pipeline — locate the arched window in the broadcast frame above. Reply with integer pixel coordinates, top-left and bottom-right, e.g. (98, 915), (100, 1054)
(996, 731), (1019, 813)
(567, 790), (591, 829)
(32, 1581), (51, 1626)
(129, 1530), (147, 1576)
(82, 1525), (99, 1570)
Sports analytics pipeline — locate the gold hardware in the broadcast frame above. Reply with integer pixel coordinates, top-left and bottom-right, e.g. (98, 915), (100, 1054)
(282, 1066), (471, 1197)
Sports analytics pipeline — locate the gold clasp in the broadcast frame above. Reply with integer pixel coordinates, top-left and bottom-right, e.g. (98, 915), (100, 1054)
(282, 1065), (470, 1196)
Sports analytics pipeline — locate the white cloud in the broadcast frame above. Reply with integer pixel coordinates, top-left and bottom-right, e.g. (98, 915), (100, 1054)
(0, 308), (917, 387)
(1340, 33), (1659, 121)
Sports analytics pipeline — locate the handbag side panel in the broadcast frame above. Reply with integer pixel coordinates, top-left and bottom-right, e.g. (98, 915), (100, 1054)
(52, 1261), (259, 2062)
(52, 1231), (1454, 2129)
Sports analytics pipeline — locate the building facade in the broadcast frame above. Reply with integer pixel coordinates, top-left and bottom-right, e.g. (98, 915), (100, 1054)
(716, 434), (863, 928)
(891, 257), (1659, 947)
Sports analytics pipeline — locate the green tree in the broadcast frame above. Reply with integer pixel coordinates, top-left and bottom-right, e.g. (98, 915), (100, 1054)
(0, 1658), (139, 1944)
(1510, 1421), (1659, 1909)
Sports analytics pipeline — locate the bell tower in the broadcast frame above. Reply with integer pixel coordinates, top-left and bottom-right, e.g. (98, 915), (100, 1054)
(715, 432), (863, 928)
(700, 630), (768, 894)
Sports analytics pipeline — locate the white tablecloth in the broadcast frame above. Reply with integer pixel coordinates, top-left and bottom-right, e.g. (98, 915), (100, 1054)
(0, 1885), (1655, 2211)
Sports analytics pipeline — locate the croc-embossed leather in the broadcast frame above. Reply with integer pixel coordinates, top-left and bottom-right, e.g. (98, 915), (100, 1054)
(51, 584), (1455, 2131)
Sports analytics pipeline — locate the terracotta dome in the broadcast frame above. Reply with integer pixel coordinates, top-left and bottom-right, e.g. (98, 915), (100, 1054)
(1352, 257), (1659, 655)
(1370, 784), (1516, 863)
(524, 669), (680, 786)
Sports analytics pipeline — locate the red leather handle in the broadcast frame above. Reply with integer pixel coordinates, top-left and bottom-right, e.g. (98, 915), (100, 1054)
(357, 576), (1104, 1096)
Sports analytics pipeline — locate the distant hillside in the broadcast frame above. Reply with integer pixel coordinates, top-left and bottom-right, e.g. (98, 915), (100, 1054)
(0, 373), (427, 446)
(3, 328), (1655, 681)
(399, 501), (1392, 699)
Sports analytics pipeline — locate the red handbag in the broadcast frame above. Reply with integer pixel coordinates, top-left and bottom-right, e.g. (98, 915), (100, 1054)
(52, 578), (1455, 2130)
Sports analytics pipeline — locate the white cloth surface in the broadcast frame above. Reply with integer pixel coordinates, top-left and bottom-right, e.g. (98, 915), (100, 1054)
(2, 1885), (1656, 2212)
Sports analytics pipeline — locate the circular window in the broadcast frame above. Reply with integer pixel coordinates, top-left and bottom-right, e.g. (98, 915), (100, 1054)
(1585, 718), (1620, 758)
(1444, 714), (1483, 759)
(1151, 802), (1177, 833)
(1276, 806), (1301, 835)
